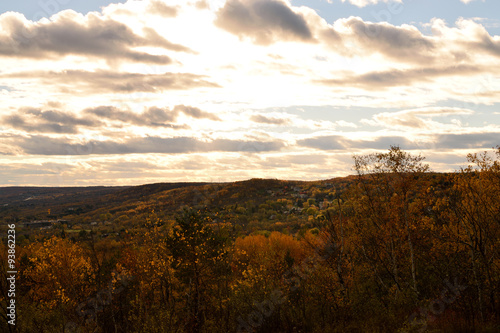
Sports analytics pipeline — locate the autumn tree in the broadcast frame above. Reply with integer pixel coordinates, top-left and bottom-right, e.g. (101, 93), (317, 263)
(21, 236), (95, 331)
(446, 147), (500, 322)
(167, 208), (231, 333)
(117, 213), (178, 332)
(351, 146), (430, 302)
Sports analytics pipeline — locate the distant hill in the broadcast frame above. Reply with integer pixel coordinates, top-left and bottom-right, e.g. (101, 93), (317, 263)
(0, 182), (206, 221)
(0, 174), (445, 224)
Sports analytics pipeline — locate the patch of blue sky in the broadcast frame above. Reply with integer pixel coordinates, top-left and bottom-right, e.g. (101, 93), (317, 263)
(0, 85), (13, 91)
(0, 0), (127, 21)
(435, 100), (500, 125)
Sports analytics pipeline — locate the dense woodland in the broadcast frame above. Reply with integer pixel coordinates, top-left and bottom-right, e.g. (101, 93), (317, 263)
(1, 146), (499, 333)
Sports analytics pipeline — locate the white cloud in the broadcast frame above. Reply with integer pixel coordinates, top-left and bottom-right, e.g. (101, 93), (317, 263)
(325, 0), (403, 8)
(363, 107), (476, 131)
(460, 0), (484, 4)
(328, 0), (477, 7)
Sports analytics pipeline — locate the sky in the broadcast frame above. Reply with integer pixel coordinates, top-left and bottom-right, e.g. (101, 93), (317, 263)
(0, 0), (499, 186)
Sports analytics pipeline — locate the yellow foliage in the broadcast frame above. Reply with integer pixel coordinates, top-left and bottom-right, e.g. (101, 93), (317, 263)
(23, 236), (95, 308)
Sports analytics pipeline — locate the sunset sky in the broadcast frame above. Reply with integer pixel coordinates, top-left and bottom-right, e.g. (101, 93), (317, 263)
(0, 0), (499, 186)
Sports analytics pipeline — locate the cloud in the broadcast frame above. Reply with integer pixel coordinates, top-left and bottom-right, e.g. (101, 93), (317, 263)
(2, 104), (220, 134)
(2, 107), (102, 134)
(246, 112), (350, 129)
(85, 104), (220, 124)
(297, 135), (347, 150)
(297, 135), (420, 150)
(3, 70), (220, 93)
(318, 17), (500, 66)
(297, 131), (500, 152)
(335, 120), (358, 128)
(0, 10), (192, 63)
(195, 0), (210, 10)
(142, 27), (196, 53)
(11, 135), (285, 155)
(316, 64), (483, 90)
(337, 17), (435, 63)
(454, 19), (500, 58)
(249, 114), (291, 125)
(147, 1), (179, 17)
(84, 106), (182, 128)
(331, 0), (403, 8)
(428, 18), (500, 61)
(173, 105), (221, 121)
(364, 107), (475, 129)
(460, 0), (483, 4)
(215, 0), (314, 45)
(435, 132), (500, 149)
(0, 163), (77, 183)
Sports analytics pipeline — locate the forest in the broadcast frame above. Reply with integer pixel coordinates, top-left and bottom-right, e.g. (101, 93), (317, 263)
(1, 146), (499, 333)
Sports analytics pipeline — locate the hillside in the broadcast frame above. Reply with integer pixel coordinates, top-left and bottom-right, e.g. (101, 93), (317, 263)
(0, 177), (360, 232)
(0, 182), (208, 222)
(1, 174), (450, 225)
